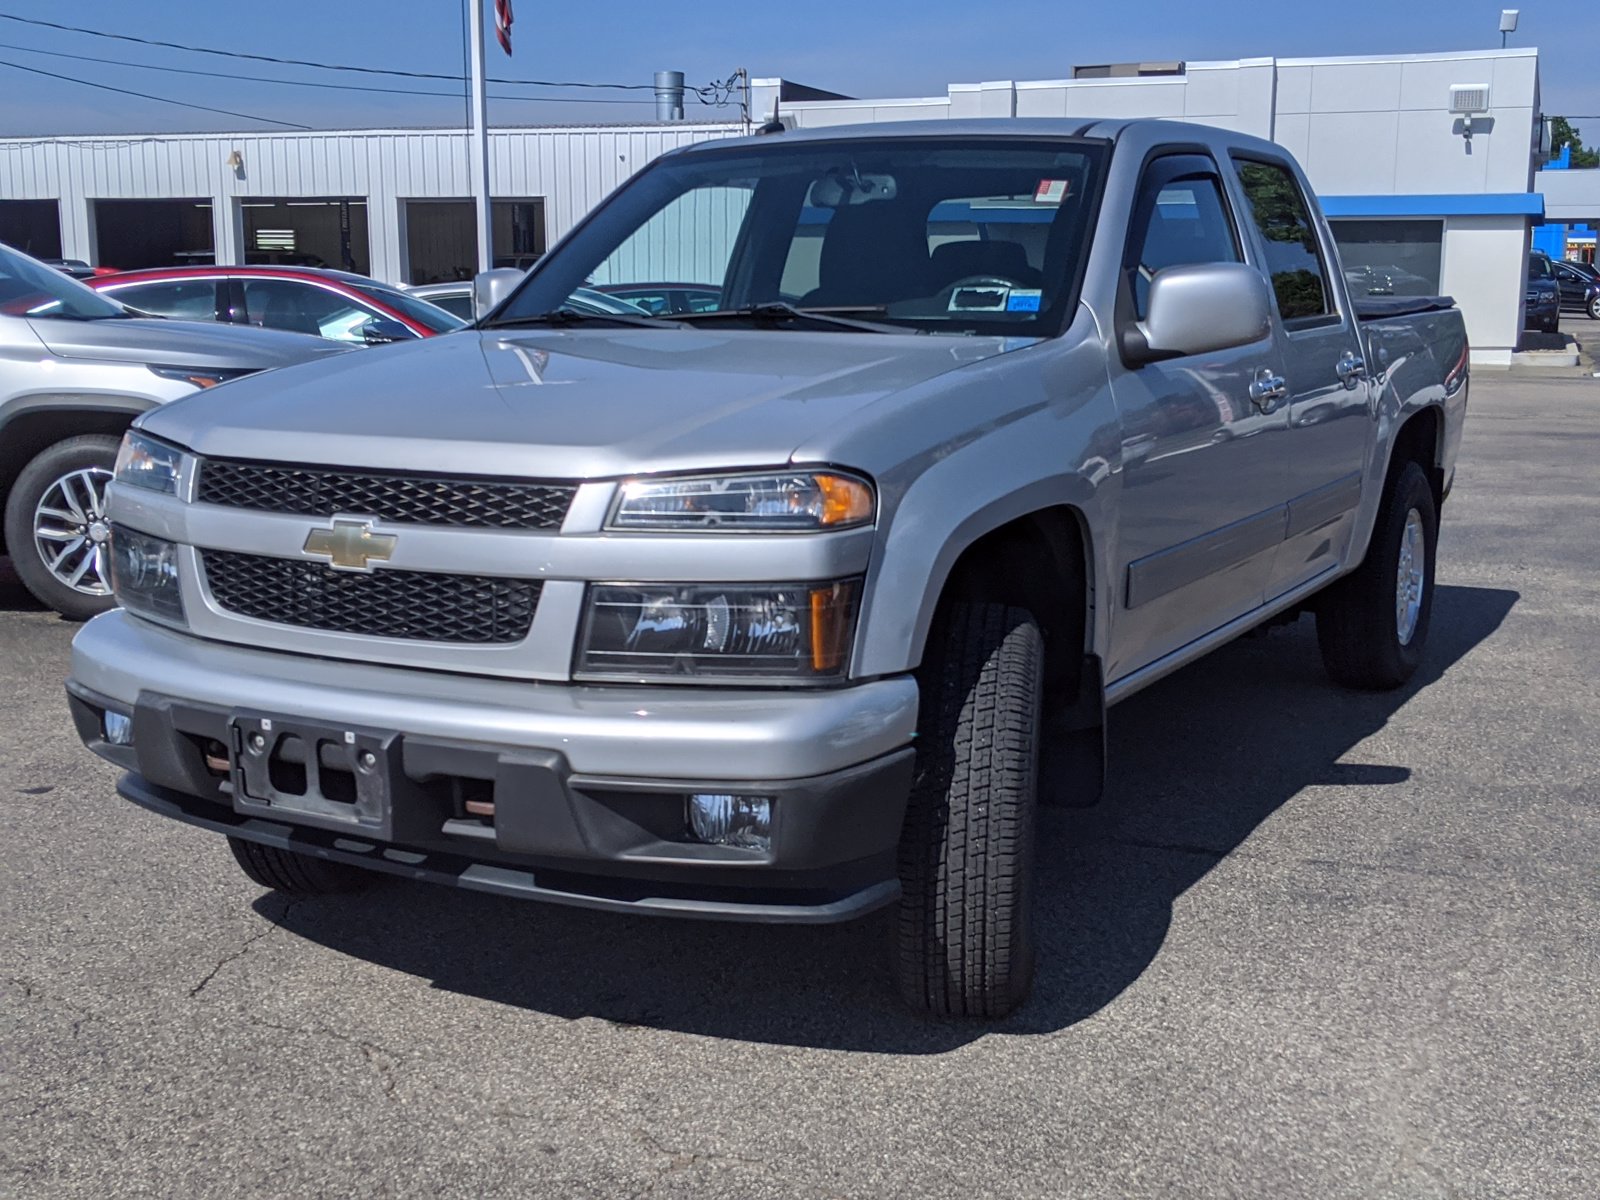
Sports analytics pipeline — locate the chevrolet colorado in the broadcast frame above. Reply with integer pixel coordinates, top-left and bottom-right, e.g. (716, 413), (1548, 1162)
(67, 119), (1469, 1016)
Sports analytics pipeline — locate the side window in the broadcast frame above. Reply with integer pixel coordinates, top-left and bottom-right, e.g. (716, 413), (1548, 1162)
(1234, 159), (1333, 324)
(1124, 163), (1241, 320)
(241, 279), (388, 342)
(108, 279), (217, 321)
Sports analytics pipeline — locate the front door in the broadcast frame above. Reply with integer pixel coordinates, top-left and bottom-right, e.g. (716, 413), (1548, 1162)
(1231, 157), (1373, 599)
(1106, 153), (1292, 680)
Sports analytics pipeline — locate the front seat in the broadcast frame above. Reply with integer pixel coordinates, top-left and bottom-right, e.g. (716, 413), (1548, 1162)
(255, 287), (322, 337)
(801, 203), (932, 308)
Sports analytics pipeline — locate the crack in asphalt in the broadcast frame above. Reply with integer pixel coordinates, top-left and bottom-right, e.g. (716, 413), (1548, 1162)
(188, 897), (298, 999)
(244, 1015), (406, 1101)
(628, 1128), (771, 1198)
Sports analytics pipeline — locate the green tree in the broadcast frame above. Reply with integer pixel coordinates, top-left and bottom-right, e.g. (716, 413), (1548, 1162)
(1549, 117), (1600, 169)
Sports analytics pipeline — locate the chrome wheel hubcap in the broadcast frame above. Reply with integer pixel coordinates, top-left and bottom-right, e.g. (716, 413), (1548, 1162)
(33, 467), (114, 596)
(1395, 508), (1426, 646)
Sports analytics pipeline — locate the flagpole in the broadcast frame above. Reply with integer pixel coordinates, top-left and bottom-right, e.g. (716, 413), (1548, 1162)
(467, 0), (493, 273)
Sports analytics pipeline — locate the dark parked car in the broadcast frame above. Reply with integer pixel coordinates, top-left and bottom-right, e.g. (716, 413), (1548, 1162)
(1525, 254), (1561, 333)
(594, 282), (723, 315)
(90, 266), (464, 344)
(1550, 258), (1600, 319)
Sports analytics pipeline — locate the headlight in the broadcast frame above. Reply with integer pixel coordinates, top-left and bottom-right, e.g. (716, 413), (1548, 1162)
(109, 526), (186, 625)
(609, 470), (874, 532)
(113, 431), (183, 495)
(577, 580), (860, 683)
(148, 364), (252, 389)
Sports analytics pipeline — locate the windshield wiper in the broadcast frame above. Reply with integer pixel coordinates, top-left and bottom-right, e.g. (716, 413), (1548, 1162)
(674, 302), (914, 335)
(483, 308), (683, 331)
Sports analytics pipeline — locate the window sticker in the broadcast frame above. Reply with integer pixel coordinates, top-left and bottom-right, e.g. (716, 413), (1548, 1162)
(1033, 179), (1071, 205)
(948, 284), (1012, 313)
(1005, 289), (1043, 313)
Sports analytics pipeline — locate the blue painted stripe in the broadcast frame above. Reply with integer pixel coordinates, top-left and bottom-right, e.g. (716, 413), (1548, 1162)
(1321, 193), (1544, 218)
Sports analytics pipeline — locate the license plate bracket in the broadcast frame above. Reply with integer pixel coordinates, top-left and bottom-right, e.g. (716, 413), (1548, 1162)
(229, 713), (408, 839)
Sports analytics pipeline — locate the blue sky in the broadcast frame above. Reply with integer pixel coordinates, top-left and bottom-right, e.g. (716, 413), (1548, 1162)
(0, 0), (1597, 139)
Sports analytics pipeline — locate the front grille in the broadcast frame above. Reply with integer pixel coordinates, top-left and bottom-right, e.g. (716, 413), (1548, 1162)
(196, 459), (576, 530)
(202, 550), (539, 643)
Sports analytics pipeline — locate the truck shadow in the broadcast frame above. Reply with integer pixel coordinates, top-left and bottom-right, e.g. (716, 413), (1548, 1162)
(0, 557), (48, 612)
(267, 583), (1517, 1053)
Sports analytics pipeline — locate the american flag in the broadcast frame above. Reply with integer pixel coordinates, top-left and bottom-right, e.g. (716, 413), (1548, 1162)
(494, 0), (513, 55)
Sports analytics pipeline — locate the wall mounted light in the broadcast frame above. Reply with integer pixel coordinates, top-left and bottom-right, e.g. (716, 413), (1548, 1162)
(225, 149), (244, 172)
(1449, 84), (1491, 140)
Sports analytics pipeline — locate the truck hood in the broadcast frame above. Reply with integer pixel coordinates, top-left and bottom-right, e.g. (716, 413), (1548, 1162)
(28, 316), (349, 370)
(140, 328), (1020, 477)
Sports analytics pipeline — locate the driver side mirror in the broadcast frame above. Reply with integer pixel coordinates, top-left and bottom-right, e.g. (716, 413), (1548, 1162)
(1125, 262), (1274, 365)
(472, 268), (525, 320)
(361, 316), (412, 344)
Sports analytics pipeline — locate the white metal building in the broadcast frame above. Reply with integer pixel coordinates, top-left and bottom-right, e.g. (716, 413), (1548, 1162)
(0, 46), (1555, 364)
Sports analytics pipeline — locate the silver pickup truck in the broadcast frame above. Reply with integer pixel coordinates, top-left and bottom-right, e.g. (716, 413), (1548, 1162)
(67, 119), (1468, 1017)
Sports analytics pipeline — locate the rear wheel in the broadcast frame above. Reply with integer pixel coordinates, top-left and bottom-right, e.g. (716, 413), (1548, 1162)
(1588, 296), (1600, 320)
(227, 837), (371, 896)
(3, 434), (121, 620)
(1316, 461), (1438, 690)
(894, 603), (1042, 1018)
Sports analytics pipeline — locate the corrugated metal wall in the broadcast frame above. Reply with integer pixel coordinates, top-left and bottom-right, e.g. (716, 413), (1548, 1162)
(0, 122), (742, 282)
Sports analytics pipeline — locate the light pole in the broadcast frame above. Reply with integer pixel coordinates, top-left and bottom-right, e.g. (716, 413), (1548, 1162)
(467, 0), (493, 274)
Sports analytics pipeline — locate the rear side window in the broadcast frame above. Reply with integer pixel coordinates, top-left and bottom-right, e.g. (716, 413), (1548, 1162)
(107, 279), (218, 321)
(1123, 160), (1241, 320)
(1234, 159), (1333, 323)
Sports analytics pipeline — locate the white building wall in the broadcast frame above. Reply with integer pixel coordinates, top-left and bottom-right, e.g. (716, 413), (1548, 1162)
(0, 122), (742, 283)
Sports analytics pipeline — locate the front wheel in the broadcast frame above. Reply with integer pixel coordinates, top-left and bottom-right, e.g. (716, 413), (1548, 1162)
(2, 434), (122, 620)
(894, 603), (1043, 1018)
(1316, 461), (1438, 690)
(228, 837), (372, 896)
(1588, 296), (1600, 321)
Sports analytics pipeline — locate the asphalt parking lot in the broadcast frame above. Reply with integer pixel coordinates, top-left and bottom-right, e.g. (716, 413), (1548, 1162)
(3, 354), (1598, 1197)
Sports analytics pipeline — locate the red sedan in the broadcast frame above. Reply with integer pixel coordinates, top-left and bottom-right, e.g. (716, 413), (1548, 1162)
(89, 266), (465, 344)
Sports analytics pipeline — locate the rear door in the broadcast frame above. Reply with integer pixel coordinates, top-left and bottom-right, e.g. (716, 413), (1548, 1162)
(1230, 155), (1372, 599)
(1106, 152), (1292, 678)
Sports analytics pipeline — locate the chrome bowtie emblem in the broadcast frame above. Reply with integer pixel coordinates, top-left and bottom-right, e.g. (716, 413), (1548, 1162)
(302, 519), (396, 571)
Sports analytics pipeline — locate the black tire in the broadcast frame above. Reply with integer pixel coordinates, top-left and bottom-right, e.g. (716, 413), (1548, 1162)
(1316, 461), (1438, 690)
(895, 603), (1043, 1018)
(3, 434), (122, 621)
(227, 836), (371, 896)
(1588, 296), (1600, 321)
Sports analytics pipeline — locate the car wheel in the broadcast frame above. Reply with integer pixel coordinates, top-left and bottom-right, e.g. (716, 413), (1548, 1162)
(1589, 297), (1600, 320)
(227, 837), (372, 896)
(1315, 461), (1438, 690)
(894, 602), (1042, 1018)
(2, 434), (122, 620)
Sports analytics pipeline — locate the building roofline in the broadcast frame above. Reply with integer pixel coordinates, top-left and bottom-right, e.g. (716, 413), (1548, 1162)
(0, 121), (744, 147)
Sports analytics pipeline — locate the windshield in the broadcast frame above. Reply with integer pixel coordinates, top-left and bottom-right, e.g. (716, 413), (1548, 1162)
(497, 137), (1108, 337)
(0, 242), (128, 320)
(1528, 255), (1553, 280)
(353, 283), (468, 333)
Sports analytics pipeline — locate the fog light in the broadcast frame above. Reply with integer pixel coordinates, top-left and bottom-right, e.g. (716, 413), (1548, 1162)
(103, 711), (133, 746)
(686, 793), (772, 850)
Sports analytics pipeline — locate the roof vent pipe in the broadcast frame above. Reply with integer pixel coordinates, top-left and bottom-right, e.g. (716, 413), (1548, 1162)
(655, 70), (686, 121)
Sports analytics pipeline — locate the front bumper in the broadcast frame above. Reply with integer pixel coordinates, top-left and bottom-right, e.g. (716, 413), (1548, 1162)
(69, 611), (920, 923)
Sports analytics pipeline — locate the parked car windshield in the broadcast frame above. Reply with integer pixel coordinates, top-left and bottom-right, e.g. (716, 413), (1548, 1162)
(0, 242), (128, 320)
(495, 137), (1109, 337)
(352, 283), (467, 333)
(1528, 255), (1554, 280)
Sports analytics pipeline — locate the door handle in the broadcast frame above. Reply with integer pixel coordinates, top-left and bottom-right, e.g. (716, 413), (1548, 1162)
(1249, 368), (1287, 412)
(1337, 350), (1368, 388)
